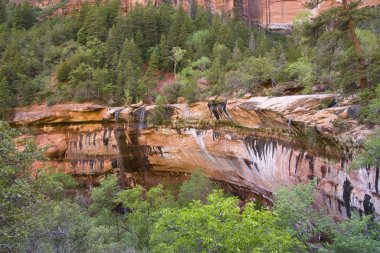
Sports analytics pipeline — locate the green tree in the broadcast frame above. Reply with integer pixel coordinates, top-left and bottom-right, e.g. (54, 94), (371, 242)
(57, 61), (72, 82)
(306, 0), (368, 89)
(150, 191), (302, 253)
(178, 169), (216, 206)
(143, 4), (159, 50)
(216, 24), (233, 48)
(274, 181), (334, 244)
(212, 43), (231, 65)
(116, 184), (175, 250)
(0, 122), (42, 250)
(14, 2), (35, 29)
(170, 47), (186, 80)
(0, 78), (12, 119)
(77, 8), (108, 44)
(0, 0), (7, 24)
(119, 38), (143, 69)
(285, 56), (316, 93)
(158, 35), (171, 71)
(194, 7), (210, 30)
(122, 60), (141, 104)
(168, 6), (186, 48)
(351, 130), (380, 169)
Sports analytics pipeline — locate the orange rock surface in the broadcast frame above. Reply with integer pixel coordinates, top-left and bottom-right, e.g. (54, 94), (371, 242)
(10, 95), (380, 218)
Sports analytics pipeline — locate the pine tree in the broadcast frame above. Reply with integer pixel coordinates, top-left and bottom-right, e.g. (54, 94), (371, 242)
(0, 77), (12, 119)
(194, 7), (210, 30)
(0, 0), (7, 24)
(119, 38), (143, 70)
(216, 24), (233, 48)
(157, 3), (173, 35)
(124, 60), (139, 104)
(159, 35), (171, 71)
(179, 16), (193, 48)
(168, 5), (186, 48)
(306, 0), (368, 89)
(14, 2), (35, 29)
(248, 32), (256, 54)
(143, 49), (159, 101)
(135, 30), (145, 53)
(232, 42), (242, 61)
(147, 49), (159, 76)
(106, 18), (130, 59)
(77, 8), (108, 44)
(143, 4), (159, 49)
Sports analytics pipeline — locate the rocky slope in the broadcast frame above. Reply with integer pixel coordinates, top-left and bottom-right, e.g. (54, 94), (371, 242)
(10, 94), (380, 218)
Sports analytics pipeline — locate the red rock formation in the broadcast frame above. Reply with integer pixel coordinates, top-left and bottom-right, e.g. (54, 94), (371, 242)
(10, 95), (380, 218)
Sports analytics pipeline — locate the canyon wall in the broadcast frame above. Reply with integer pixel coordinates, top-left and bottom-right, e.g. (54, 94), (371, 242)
(10, 95), (380, 218)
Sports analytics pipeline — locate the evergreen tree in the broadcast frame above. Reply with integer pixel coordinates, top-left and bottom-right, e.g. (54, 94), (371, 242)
(102, 0), (119, 28)
(194, 7), (210, 30)
(306, 0), (368, 89)
(216, 24), (234, 48)
(159, 35), (171, 71)
(0, 0), (7, 24)
(14, 2), (35, 29)
(168, 5), (186, 48)
(157, 3), (173, 35)
(248, 32), (256, 54)
(143, 49), (159, 102)
(135, 30), (144, 53)
(77, 8), (108, 44)
(106, 18), (130, 60)
(119, 38), (143, 69)
(147, 48), (159, 76)
(124, 60), (139, 104)
(179, 16), (193, 48)
(0, 77), (12, 119)
(143, 4), (159, 49)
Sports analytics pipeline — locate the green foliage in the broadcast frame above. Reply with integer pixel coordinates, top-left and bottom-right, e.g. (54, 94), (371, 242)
(0, 121), (43, 250)
(0, 77), (12, 119)
(151, 190), (303, 253)
(329, 214), (380, 253)
(359, 84), (380, 123)
(225, 56), (275, 92)
(13, 2), (35, 29)
(351, 131), (380, 169)
(116, 184), (175, 250)
(148, 95), (170, 125)
(285, 57), (315, 93)
(0, 0), (6, 24)
(274, 181), (335, 243)
(178, 169), (216, 206)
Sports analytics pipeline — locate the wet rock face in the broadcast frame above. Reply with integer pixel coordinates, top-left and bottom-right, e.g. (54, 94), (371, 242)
(10, 95), (380, 218)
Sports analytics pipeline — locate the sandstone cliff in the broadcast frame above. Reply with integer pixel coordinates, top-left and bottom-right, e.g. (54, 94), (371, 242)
(10, 95), (380, 218)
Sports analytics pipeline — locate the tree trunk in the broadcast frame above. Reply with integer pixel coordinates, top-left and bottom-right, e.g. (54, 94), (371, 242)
(342, 0), (367, 89)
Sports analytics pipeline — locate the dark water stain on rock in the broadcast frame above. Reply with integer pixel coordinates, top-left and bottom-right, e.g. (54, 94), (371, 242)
(343, 179), (354, 218)
(208, 101), (230, 121)
(114, 126), (150, 173)
(363, 194), (375, 215)
(375, 166), (379, 194)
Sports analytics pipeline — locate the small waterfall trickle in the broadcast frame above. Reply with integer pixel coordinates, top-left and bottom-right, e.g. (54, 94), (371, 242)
(134, 106), (146, 129)
(115, 110), (120, 121)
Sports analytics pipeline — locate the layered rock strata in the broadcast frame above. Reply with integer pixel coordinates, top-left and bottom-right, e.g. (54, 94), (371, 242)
(10, 95), (380, 218)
